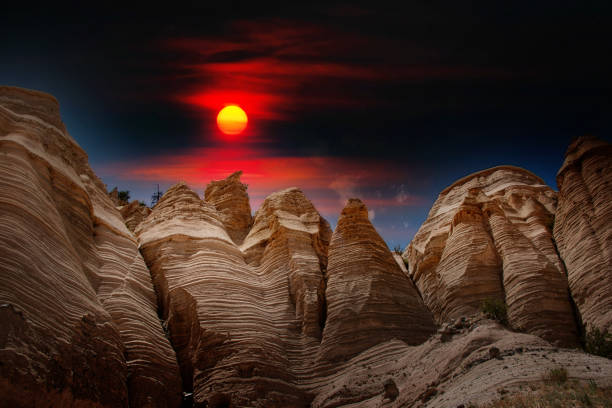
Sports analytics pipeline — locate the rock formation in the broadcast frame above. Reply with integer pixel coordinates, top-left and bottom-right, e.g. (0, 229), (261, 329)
(0, 86), (181, 408)
(136, 183), (331, 407)
(554, 136), (612, 333)
(319, 198), (435, 362)
(312, 315), (612, 408)
(109, 186), (122, 206)
(119, 199), (152, 232)
(405, 166), (579, 346)
(204, 170), (252, 245)
(2, 86), (612, 408)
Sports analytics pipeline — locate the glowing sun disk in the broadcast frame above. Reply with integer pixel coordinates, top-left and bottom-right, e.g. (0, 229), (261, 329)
(217, 105), (248, 135)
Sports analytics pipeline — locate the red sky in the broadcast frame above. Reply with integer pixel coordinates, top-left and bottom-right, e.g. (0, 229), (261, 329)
(99, 145), (426, 220)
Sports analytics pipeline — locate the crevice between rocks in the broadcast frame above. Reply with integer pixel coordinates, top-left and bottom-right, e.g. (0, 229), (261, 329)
(140, 250), (196, 407)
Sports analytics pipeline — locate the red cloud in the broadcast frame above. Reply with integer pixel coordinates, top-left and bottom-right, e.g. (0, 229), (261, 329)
(97, 146), (426, 218)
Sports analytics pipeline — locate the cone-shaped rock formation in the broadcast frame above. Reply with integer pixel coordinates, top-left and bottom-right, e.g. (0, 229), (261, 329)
(405, 166), (579, 346)
(320, 199), (435, 362)
(136, 183), (332, 407)
(204, 170), (253, 245)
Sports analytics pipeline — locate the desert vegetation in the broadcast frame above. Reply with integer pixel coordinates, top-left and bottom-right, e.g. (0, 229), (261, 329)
(480, 298), (508, 326)
(469, 368), (612, 407)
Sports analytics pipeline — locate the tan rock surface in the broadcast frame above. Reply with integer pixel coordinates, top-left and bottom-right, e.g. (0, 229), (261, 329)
(0, 86), (181, 408)
(5, 86), (612, 408)
(109, 186), (122, 206)
(119, 200), (152, 232)
(554, 136), (612, 333)
(137, 183), (331, 407)
(406, 166), (579, 346)
(311, 316), (612, 408)
(319, 198), (435, 362)
(204, 170), (253, 244)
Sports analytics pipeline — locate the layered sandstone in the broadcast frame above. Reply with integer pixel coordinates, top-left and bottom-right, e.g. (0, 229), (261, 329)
(405, 166), (579, 346)
(0, 86), (181, 408)
(319, 199), (435, 362)
(4, 86), (612, 408)
(554, 136), (612, 333)
(312, 316), (612, 408)
(119, 200), (152, 232)
(204, 170), (252, 245)
(137, 183), (331, 407)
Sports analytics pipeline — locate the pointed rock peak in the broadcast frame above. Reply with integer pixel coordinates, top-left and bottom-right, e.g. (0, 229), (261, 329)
(205, 171), (252, 245)
(258, 187), (316, 215)
(339, 198), (369, 219)
(0, 86), (65, 131)
(108, 187), (121, 206)
(321, 198), (435, 362)
(227, 170), (243, 182)
(155, 182), (200, 209)
(207, 170), (245, 186)
(334, 198), (387, 251)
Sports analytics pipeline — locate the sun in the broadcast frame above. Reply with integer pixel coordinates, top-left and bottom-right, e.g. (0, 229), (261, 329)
(217, 105), (248, 135)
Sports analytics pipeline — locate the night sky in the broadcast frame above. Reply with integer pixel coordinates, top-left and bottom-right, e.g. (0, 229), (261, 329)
(2, 2), (611, 248)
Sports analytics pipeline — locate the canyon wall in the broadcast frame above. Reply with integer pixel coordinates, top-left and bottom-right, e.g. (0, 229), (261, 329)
(554, 136), (612, 333)
(0, 87), (181, 408)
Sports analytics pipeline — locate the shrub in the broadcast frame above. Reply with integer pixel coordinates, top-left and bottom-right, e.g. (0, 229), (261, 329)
(118, 190), (130, 202)
(544, 367), (568, 384)
(470, 378), (612, 407)
(584, 327), (612, 359)
(480, 298), (508, 325)
(393, 245), (403, 254)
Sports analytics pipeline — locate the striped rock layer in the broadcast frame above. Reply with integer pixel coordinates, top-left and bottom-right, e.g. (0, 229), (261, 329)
(119, 199), (152, 232)
(0, 87), (181, 408)
(405, 166), (579, 346)
(3, 86), (612, 408)
(554, 136), (612, 333)
(319, 198), (435, 362)
(204, 170), (253, 245)
(135, 183), (437, 407)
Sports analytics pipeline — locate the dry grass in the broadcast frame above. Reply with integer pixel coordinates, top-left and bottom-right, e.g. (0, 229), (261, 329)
(543, 367), (568, 385)
(469, 379), (612, 408)
(480, 298), (508, 325)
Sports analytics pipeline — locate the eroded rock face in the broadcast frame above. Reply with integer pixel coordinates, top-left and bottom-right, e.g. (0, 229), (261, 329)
(0, 86), (181, 408)
(204, 170), (253, 245)
(119, 200), (152, 232)
(554, 136), (612, 333)
(137, 183), (331, 407)
(405, 166), (579, 346)
(5, 86), (612, 408)
(319, 199), (435, 362)
(312, 316), (612, 408)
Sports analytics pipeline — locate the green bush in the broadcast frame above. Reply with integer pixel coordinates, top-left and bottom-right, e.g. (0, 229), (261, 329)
(585, 327), (612, 359)
(480, 298), (508, 325)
